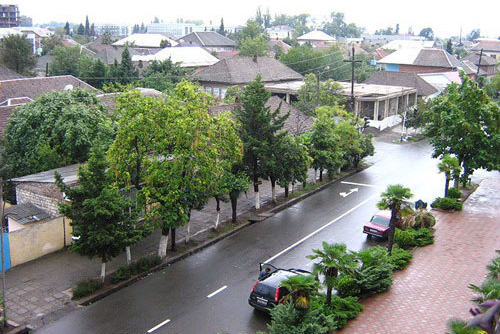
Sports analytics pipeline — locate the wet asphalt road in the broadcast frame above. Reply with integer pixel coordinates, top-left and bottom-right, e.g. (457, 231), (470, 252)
(36, 139), (481, 334)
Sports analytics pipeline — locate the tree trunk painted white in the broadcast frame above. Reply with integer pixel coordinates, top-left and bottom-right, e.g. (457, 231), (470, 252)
(185, 219), (191, 244)
(215, 211), (220, 229)
(314, 169), (318, 183)
(158, 233), (169, 259)
(100, 262), (106, 282)
(125, 246), (131, 265)
(255, 191), (260, 210)
(337, 167), (341, 174)
(271, 185), (276, 202)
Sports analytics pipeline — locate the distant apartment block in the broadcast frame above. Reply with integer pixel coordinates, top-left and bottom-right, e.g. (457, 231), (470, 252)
(147, 23), (205, 38)
(0, 4), (20, 28)
(94, 24), (129, 36)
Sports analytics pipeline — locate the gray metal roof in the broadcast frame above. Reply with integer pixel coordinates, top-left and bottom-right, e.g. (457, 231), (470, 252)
(177, 31), (236, 47)
(4, 203), (52, 225)
(10, 163), (81, 184)
(363, 71), (438, 97)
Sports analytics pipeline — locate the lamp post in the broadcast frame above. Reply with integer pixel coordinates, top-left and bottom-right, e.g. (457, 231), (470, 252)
(316, 65), (330, 107)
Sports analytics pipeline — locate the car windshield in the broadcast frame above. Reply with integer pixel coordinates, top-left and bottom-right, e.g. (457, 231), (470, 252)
(370, 215), (390, 226)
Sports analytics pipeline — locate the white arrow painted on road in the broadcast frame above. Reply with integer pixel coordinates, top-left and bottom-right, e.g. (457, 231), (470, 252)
(339, 188), (358, 197)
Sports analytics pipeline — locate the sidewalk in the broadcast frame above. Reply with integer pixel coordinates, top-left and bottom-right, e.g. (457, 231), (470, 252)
(340, 177), (500, 333)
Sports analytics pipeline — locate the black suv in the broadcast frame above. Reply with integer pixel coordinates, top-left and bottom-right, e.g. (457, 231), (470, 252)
(248, 263), (311, 312)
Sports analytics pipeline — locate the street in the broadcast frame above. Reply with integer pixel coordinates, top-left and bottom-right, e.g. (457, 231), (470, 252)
(36, 138), (478, 334)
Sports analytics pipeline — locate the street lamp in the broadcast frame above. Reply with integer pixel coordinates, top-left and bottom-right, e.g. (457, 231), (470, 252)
(316, 65), (330, 107)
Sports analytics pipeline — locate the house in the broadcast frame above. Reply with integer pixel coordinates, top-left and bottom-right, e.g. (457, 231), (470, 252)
(13, 27), (53, 54)
(265, 80), (417, 130)
(363, 71), (438, 99)
(461, 52), (498, 77)
(297, 30), (335, 47)
(470, 39), (500, 60)
(176, 31), (236, 52)
(266, 25), (295, 40)
(361, 34), (425, 47)
(369, 48), (389, 61)
(380, 39), (435, 51)
(191, 56), (303, 100)
(94, 45), (143, 65)
(132, 46), (219, 68)
(418, 72), (462, 92)
(0, 75), (97, 134)
(4, 203), (51, 232)
(0, 4), (19, 27)
(378, 48), (466, 74)
(268, 39), (292, 56)
(113, 33), (178, 48)
(209, 96), (313, 136)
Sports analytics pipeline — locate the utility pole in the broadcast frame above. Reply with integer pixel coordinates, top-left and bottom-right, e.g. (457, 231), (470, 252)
(476, 48), (483, 77)
(344, 46), (361, 114)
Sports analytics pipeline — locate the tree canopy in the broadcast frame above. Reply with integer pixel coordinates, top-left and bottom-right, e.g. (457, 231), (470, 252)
(239, 35), (269, 57)
(322, 12), (362, 38)
(1, 89), (114, 177)
(424, 73), (500, 185)
(0, 34), (36, 75)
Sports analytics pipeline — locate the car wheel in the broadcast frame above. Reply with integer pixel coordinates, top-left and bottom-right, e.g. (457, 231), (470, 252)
(366, 234), (372, 239)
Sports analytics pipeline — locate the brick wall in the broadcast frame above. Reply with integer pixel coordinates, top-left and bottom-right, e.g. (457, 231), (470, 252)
(16, 182), (63, 217)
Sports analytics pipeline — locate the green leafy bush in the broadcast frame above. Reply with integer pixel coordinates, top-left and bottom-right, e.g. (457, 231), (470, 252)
(351, 247), (394, 297)
(326, 295), (363, 328)
(389, 246), (413, 270)
(431, 197), (463, 210)
(335, 276), (361, 298)
(264, 300), (336, 334)
(111, 255), (161, 284)
(395, 228), (434, 248)
(72, 279), (102, 299)
(446, 318), (483, 334)
(446, 187), (462, 199)
(469, 278), (500, 304)
(400, 209), (436, 229)
(394, 229), (416, 249)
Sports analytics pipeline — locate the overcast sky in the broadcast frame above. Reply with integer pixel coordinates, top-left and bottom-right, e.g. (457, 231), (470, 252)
(15, 0), (500, 39)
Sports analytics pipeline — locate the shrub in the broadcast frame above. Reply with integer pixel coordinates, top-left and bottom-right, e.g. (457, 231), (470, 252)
(469, 278), (500, 304)
(72, 279), (102, 300)
(327, 295), (363, 328)
(400, 209), (436, 230)
(394, 228), (416, 249)
(335, 276), (361, 298)
(431, 197), (463, 210)
(446, 187), (462, 199)
(264, 300), (336, 334)
(446, 318), (483, 334)
(389, 246), (413, 270)
(412, 228), (434, 247)
(355, 247), (393, 296)
(111, 255), (162, 284)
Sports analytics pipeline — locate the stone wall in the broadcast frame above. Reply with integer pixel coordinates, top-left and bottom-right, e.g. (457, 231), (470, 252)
(16, 182), (63, 217)
(9, 216), (73, 267)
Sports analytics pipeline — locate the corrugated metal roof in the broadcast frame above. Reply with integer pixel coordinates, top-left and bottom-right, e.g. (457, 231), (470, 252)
(113, 34), (178, 48)
(297, 30), (335, 41)
(5, 203), (52, 225)
(133, 46), (219, 67)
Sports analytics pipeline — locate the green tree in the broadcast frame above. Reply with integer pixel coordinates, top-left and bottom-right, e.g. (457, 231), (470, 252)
(0, 34), (36, 75)
(239, 35), (269, 57)
(49, 46), (82, 76)
(279, 44), (324, 76)
(77, 23), (85, 35)
(90, 23), (96, 37)
(281, 275), (321, 310)
(217, 18), (225, 36)
(295, 73), (345, 115)
(484, 71), (500, 100)
(446, 39), (454, 55)
(424, 74), (500, 186)
(419, 27), (434, 40)
(101, 30), (113, 45)
(64, 21), (70, 35)
(141, 59), (187, 93)
(118, 46), (138, 84)
(276, 135), (311, 197)
(85, 15), (90, 36)
(42, 34), (63, 55)
(87, 59), (108, 89)
(438, 154), (461, 196)
(236, 19), (264, 47)
(56, 145), (146, 282)
(467, 29), (480, 41)
(234, 75), (287, 209)
(307, 242), (356, 306)
(308, 107), (343, 181)
(322, 12), (362, 38)
(255, 7), (264, 27)
(1, 89), (114, 177)
(377, 184), (413, 254)
(214, 164), (249, 225)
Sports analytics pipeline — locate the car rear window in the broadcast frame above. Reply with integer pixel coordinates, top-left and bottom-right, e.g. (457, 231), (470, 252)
(254, 283), (275, 297)
(371, 215), (390, 226)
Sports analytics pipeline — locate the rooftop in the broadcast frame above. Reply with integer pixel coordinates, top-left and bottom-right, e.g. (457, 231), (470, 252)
(133, 46), (220, 67)
(177, 31), (236, 47)
(11, 163), (81, 184)
(363, 71), (438, 96)
(4, 203), (52, 225)
(297, 30), (335, 41)
(378, 48), (462, 68)
(113, 33), (178, 48)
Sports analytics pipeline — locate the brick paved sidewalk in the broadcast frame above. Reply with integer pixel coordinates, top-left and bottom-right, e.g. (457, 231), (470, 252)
(340, 177), (500, 334)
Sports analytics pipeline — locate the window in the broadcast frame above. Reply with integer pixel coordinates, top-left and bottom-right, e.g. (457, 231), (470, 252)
(213, 87), (220, 98)
(205, 86), (212, 95)
(221, 88), (227, 99)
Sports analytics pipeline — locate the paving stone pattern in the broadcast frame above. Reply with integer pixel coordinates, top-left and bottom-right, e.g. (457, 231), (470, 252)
(340, 177), (500, 334)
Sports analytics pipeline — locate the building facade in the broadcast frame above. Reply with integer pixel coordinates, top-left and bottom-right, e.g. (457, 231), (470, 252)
(0, 4), (19, 28)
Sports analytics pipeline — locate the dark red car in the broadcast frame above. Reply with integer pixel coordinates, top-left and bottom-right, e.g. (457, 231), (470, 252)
(363, 211), (391, 239)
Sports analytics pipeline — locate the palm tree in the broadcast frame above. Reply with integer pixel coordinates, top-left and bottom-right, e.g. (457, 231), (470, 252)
(438, 154), (461, 197)
(307, 242), (357, 306)
(377, 184), (413, 254)
(280, 275), (320, 310)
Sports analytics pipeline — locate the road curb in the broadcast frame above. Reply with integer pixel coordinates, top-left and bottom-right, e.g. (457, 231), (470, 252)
(76, 167), (365, 306)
